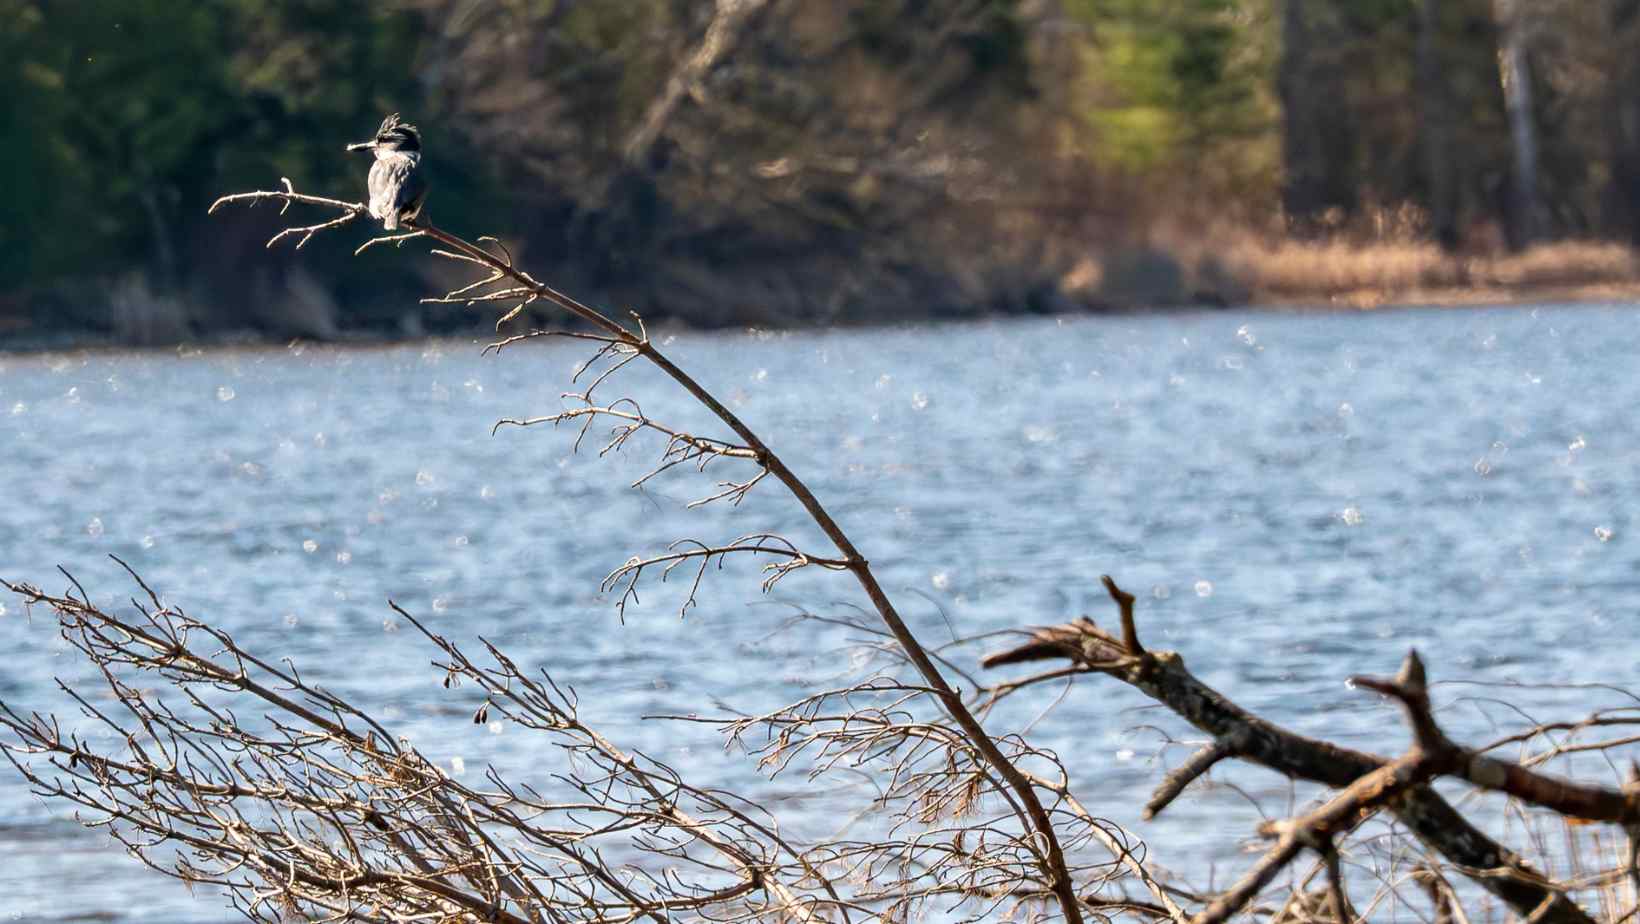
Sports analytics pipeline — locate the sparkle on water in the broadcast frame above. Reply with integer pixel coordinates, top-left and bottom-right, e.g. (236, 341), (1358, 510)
(3, 305), (1640, 921)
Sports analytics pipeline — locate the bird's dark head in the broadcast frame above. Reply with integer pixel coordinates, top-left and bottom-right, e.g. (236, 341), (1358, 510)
(346, 113), (421, 154)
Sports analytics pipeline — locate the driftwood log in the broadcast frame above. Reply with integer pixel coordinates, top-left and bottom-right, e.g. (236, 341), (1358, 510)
(982, 576), (1626, 924)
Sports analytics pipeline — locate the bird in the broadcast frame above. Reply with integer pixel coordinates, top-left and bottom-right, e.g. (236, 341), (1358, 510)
(346, 113), (428, 231)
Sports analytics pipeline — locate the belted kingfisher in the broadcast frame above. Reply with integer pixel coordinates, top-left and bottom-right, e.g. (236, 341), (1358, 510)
(346, 113), (427, 230)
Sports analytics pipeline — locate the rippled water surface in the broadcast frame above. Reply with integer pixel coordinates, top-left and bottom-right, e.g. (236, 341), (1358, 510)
(3, 306), (1639, 921)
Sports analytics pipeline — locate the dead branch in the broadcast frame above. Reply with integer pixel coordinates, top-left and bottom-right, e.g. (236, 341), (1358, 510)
(491, 399), (769, 507)
(4, 562), (1193, 923)
(676, 675), (1175, 922)
(207, 181), (1089, 921)
(1, 571), (860, 923)
(1193, 746), (1433, 924)
(355, 229), (427, 255)
(1351, 655), (1640, 825)
(1144, 740), (1235, 821)
(1194, 652), (1448, 924)
(207, 178), (366, 249)
(981, 576), (1601, 924)
(601, 535), (852, 617)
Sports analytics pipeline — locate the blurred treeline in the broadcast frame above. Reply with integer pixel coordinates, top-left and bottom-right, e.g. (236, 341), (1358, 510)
(3, 0), (1638, 344)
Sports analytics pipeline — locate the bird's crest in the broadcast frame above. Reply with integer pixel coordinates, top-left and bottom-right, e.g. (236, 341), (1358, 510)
(372, 113), (422, 152)
(377, 112), (407, 136)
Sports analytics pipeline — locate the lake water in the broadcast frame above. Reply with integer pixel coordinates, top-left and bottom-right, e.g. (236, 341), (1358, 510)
(2, 306), (1639, 922)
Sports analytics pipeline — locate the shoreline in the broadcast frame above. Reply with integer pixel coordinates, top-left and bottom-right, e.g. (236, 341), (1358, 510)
(2, 281), (1637, 357)
(1256, 280), (1640, 311)
(8, 237), (1639, 354)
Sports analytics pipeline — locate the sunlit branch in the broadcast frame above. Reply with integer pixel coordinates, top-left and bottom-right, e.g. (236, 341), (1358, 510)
(207, 184), (1089, 921)
(602, 535), (851, 618)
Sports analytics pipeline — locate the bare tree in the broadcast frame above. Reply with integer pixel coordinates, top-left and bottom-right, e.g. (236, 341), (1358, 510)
(1493, 0), (1542, 248)
(621, 0), (776, 169)
(1417, 0), (1459, 250)
(1604, 0), (1640, 243)
(1278, 0), (1358, 235)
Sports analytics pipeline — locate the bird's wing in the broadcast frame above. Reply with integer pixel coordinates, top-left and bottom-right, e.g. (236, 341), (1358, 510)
(395, 168), (428, 220)
(366, 158), (416, 221)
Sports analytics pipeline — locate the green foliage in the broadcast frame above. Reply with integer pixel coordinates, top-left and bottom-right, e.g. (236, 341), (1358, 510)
(0, 0), (432, 288)
(1, 2), (228, 281)
(1067, 0), (1277, 177)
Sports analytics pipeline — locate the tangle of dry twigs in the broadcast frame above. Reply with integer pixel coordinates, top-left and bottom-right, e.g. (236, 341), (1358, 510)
(195, 177), (1092, 921)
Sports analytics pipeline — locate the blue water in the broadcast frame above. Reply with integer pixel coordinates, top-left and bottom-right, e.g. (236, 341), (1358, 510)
(2, 306), (1638, 921)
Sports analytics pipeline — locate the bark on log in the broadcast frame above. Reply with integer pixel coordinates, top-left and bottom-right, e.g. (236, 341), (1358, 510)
(982, 618), (1597, 924)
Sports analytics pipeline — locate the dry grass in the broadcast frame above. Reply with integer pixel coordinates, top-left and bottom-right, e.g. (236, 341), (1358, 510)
(1064, 204), (1640, 310)
(1219, 236), (1640, 307)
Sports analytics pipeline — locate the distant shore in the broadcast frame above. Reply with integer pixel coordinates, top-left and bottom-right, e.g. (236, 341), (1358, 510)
(4, 238), (1638, 353)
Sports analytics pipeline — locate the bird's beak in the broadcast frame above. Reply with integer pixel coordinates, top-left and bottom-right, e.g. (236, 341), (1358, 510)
(345, 141), (375, 152)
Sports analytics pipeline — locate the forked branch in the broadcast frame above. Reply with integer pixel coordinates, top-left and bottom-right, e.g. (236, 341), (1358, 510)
(982, 577), (1601, 924)
(601, 534), (851, 618)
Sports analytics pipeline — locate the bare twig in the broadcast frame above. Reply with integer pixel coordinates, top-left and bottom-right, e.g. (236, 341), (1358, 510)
(1, 572), (857, 923)
(601, 535), (851, 618)
(207, 178), (365, 249)
(1145, 740), (1236, 821)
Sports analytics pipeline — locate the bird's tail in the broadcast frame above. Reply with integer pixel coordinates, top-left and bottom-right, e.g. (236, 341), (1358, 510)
(382, 211), (400, 231)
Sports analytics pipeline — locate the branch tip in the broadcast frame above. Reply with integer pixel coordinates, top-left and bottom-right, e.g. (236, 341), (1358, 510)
(1144, 740), (1233, 820)
(1397, 648), (1427, 694)
(1101, 575), (1143, 656)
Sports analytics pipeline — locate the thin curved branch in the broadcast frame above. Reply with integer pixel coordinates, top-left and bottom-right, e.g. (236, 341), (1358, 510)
(207, 178), (366, 250)
(602, 535), (851, 618)
(207, 181), (1093, 921)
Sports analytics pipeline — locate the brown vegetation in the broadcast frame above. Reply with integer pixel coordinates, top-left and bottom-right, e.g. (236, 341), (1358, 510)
(1219, 238), (1640, 308)
(1074, 207), (1640, 310)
